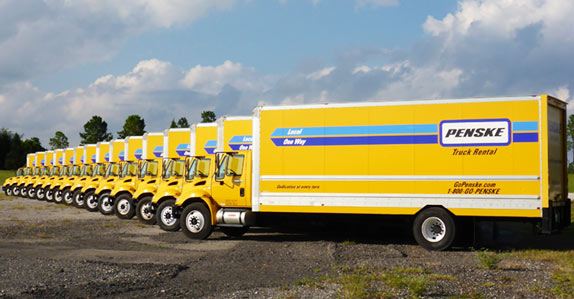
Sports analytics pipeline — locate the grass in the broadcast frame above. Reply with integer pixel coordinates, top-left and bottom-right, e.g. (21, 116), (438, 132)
(0, 170), (16, 186)
(569, 174), (574, 192)
(474, 249), (502, 270)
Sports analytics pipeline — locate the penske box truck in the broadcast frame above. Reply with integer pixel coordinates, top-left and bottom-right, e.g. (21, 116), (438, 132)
(177, 95), (569, 251)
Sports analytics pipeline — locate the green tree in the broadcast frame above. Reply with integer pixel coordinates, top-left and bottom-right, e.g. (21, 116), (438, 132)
(201, 111), (216, 123)
(568, 114), (574, 166)
(169, 119), (178, 128)
(49, 131), (69, 149)
(22, 137), (45, 153)
(4, 133), (23, 169)
(117, 115), (146, 138)
(177, 117), (190, 128)
(79, 115), (113, 145)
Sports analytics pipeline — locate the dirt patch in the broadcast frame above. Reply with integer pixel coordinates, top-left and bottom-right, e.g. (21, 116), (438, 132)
(0, 195), (572, 298)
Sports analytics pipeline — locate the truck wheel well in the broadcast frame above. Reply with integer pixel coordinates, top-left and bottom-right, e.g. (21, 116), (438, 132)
(136, 193), (154, 201)
(115, 191), (132, 199)
(415, 205), (454, 217)
(157, 196), (176, 206)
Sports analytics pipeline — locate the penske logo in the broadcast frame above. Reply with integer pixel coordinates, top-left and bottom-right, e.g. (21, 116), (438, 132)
(440, 119), (511, 147)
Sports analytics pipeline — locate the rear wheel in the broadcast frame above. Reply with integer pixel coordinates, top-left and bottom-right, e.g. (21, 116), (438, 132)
(84, 190), (98, 212)
(73, 189), (86, 208)
(97, 192), (114, 215)
(413, 207), (456, 251)
(136, 196), (156, 225)
(114, 194), (135, 219)
(63, 188), (74, 205)
(181, 202), (212, 240)
(5, 185), (13, 196)
(54, 187), (64, 204)
(45, 187), (53, 202)
(157, 199), (180, 232)
(36, 187), (46, 200)
(220, 226), (249, 238)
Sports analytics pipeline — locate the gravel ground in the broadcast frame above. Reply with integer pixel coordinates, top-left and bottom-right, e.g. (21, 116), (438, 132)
(0, 194), (570, 298)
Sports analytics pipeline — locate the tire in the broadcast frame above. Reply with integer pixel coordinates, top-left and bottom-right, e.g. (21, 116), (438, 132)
(21, 186), (28, 198)
(28, 187), (36, 199)
(54, 187), (64, 204)
(181, 202), (212, 240)
(413, 207), (456, 251)
(63, 188), (74, 205)
(5, 185), (13, 196)
(157, 199), (180, 232)
(136, 196), (156, 225)
(45, 187), (54, 202)
(97, 192), (114, 215)
(84, 190), (98, 212)
(36, 186), (46, 200)
(73, 189), (86, 208)
(220, 226), (249, 238)
(13, 185), (20, 197)
(114, 194), (136, 219)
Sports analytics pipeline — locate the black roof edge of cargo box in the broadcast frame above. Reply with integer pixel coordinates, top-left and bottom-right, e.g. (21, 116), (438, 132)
(252, 95), (563, 112)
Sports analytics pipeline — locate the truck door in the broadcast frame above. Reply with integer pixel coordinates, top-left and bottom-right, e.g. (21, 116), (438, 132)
(211, 153), (248, 207)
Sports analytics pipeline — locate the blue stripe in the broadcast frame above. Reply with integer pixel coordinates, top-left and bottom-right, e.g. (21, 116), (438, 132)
(271, 124), (438, 137)
(513, 132), (538, 143)
(513, 121), (538, 132)
(205, 148), (216, 154)
(271, 135), (438, 146)
(229, 135), (253, 143)
(229, 144), (252, 151)
(204, 140), (217, 147)
(176, 143), (190, 150)
(176, 150), (190, 157)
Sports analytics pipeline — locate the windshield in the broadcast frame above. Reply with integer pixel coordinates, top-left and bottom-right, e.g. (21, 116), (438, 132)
(51, 167), (60, 176)
(143, 161), (158, 178)
(92, 164), (105, 177)
(120, 162), (138, 178)
(104, 163), (121, 178)
(70, 165), (80, 176)
(33, 168), (40, 176)
(17, 169), (24, 176)
(187, 157), (211, 180)
(163, 159), (185, 179)
(41, 167), (48, 176)
(25, 168), (31, 175)
(80, 165), (93, 177)
(61, 166), (69, 176)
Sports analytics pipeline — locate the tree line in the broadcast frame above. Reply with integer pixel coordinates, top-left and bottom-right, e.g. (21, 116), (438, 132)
(0, 111), (216, 170)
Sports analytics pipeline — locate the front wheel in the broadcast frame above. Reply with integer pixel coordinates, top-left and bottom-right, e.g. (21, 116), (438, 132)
(97, 192), (114, 215)
(21, 186), (28, 198)
(84, 190), (98, 212)
(157, 199), (180, 232)
(114, 194), (135, 219)
(12, 185), (20, 197)
(136, 196), (156, 225)
(36, 187), (46, 200)
(45, 187), (54, 202)
(5, 185), (13, 196)
(413, 207), (456, 251)
(28, 187), (36, 199)
(63, 188), (74, 205)
(73, 189), (86, 208)
(53, 187), (64, 204)
(181, 202), (212, 240)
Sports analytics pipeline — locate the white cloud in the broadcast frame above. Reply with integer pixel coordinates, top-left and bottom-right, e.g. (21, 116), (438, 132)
(306, 66), (336, 80)
(0, 0), (237, 86)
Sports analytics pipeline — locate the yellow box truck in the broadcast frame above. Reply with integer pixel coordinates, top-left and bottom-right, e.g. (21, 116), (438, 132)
(134, 132), (165, 224)
(176, 95), (568, 251)
(154, 123), (217, 231)
(111, 136), (146, 218)
(69, 144), (97, 207)
(53, 147), (77, 203)
(31, 151), (54, 200)
(96, 139), (125, 215)
(45, 149), (66, 201)
(83, 142), (110, 212)
(22, 151), (46, 198)
(15, 153), (36, 197)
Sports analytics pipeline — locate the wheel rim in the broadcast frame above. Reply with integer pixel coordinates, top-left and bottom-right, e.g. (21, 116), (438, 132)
(117, 198), (131, 215)
(185, 210), (205, 233)
(160, 206), (177, 226)
(55, 190), (62, 202)
(29, 188), (35, 197)
(6, 187), (12, 196)
(37, 188), (45, 199)
(421, 216), (446, 243)
(140, 202), (153, 220)
(86, 194), (97, 209)
(13, 187), (20, 196)
(46, 189), (53, 201)
(75, 193), (84, 205)
(64, 191), (73, 204)
(101, 196), (113, 212)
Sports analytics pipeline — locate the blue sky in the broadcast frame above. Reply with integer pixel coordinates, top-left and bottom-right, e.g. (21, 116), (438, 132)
(0, 0), (573, 148)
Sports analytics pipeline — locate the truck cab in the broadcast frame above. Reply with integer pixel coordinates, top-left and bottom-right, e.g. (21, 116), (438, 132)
(43, 166), (61, 202)
(21, 167), (42, 198)
(113, 159), (160, 219)
(95, 162), (124, 215)
(3, 167), (25, 197)
(82, 163), (108, 212)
